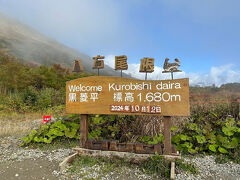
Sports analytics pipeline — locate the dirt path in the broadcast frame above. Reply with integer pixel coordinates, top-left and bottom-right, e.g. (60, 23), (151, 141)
(0, 136), (73, 180)
(0, 158), (59, 180)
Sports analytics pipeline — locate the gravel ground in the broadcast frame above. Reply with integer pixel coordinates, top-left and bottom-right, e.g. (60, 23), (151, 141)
(176, 156), (240, 180)
(0, 136), (240, 180)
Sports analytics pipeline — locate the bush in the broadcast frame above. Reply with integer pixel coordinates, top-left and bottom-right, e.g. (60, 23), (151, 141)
(22, 86), (38, 107)
(36, 88), (54, 110)
(6, 92), (26, 112)
(21, 115), (81, 146)
(171, 104), (240, 162)
(2, 86), (65, 113)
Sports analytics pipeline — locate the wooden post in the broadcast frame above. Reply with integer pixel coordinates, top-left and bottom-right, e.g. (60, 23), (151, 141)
(163, 116), (172, 155)
(80, 114), (88, 148)
(170, 161), (175, 179)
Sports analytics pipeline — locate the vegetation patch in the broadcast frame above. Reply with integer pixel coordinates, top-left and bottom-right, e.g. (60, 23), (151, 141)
(21, 104), (240, 164)
(67, 153), (198, 179)
(21, 115), (81, 146)
(176, 159), (198, 174)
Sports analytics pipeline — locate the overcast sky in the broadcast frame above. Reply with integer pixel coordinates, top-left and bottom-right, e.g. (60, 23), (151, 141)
(0, 0), (239, 86)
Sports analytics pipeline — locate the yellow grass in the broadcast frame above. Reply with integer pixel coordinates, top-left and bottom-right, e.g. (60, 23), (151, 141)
(0, 112), (42, 137)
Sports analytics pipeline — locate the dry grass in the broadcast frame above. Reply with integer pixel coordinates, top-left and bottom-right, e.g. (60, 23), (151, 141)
(135, 115), (189, 138)
(0, 112), (43, 137)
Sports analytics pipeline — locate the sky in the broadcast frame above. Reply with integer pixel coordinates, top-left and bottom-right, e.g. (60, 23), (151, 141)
(0, 0), (239, 86)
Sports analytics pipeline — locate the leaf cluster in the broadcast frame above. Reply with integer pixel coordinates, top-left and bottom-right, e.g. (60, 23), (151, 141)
(171, 104), (240, 163)
(21, 115), (81, 145)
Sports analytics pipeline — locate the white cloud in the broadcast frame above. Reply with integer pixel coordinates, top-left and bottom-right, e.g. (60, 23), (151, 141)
(105, 55), (186, 80)
(0, 0), (123, 50)
(105, 55), (240, 86)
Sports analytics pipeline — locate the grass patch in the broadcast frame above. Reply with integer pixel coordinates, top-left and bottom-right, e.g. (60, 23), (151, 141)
(176, 159), (198, 174)
(68, 156), (137, 179)
(69, 156), (133, 173)
(0, 112), (42, 137)
(0, 110), (65, 137)
(139, 153), (171, 178)
(25, 138), (80, 151)
(215, 149), (240, 164)
(68, 154), (172, 179)
(67, 154), (198, 179)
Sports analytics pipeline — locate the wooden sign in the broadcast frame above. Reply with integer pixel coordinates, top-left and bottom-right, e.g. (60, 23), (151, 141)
(66, 76), (190, 116)
(139, 57), (154, 73)
(115, 55), (128, 70)
(92, 55), (104, 69)
(162, 58), (182, 73)
(73, 59), (84, 72)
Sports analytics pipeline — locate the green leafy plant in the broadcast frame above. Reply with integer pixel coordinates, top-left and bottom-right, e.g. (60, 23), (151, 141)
(140, 134), (164, 145)
(21, 115), (81, 146)
(171, 105), (240, 162)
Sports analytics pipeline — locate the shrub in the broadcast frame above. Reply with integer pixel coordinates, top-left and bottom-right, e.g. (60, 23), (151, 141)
(21, 115), (81, 146)
(36, 88), (53, 109)
(6, 92), (26, 112)
(171, 104), (240, 162)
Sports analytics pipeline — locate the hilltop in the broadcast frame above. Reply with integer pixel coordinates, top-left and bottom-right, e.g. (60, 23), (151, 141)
(0, 13), (125, 76)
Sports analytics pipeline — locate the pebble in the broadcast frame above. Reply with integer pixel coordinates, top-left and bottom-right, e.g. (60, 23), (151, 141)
(176, 155), (240, 180)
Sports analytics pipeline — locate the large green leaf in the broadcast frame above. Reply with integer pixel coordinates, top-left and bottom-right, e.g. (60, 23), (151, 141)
(179, 134), (188, 141)
(188, 148), (197, 154)
(172, 135), (181, 144)
(222, 126), (235, 136)
(183, 142), (193, 149)
(206, 132), (216, 144)
(43, 137), (53, 144)
(65, 128), (77, 138)
(218, 147), (228, 154)
(223, 137), (239, 149)
(47, 128), (64, 137)
(196, 135), (206, 144)
(209, 144), (218, 152)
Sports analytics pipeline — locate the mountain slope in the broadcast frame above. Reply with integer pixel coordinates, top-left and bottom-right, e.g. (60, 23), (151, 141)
(0, 13), (126, 76)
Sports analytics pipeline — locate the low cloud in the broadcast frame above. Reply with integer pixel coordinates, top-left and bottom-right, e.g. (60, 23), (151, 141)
(105, 55), (240, 87)
(188, 65), (240, 87)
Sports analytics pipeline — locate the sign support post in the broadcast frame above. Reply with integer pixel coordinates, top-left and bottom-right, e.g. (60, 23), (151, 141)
(80, 114), (88, 148)
(163, 116), (172, 155)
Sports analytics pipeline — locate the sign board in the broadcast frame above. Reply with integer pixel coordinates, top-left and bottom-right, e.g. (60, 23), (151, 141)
(66, 76), (190, 116)
(42, 115), (51, 124)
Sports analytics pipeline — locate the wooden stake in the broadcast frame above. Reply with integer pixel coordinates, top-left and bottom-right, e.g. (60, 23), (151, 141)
(163, 116), (172, 155)
(80, 114), (88, 148)
(170, 161), (175, 179)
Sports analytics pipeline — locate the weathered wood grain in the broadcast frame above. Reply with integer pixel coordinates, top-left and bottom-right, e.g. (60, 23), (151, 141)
(66, 76), (190, 116)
